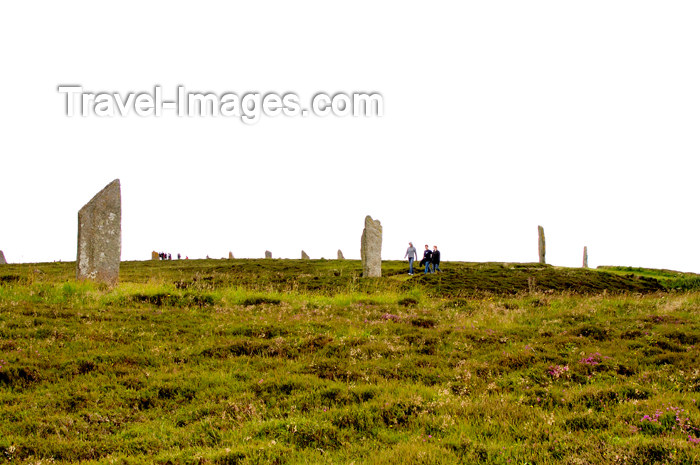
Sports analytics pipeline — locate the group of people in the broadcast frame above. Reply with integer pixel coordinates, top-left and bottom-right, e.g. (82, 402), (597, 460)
(157, 252), (185, 260)
(404, 242), (441, 275)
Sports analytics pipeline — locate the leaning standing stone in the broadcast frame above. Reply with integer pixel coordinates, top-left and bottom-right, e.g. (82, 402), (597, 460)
(77, 179), (121, 286)
(0, 250), (6, 265)
(361, 215), (382, 277)
(229, 251), (234, 259)
(301, 250), (310, 259)
(265, 250), (272, 259)
(583, 246), (588, 268)
(337, 249), (344, 260)
(538, 225), (546, 264)
(151, 251), (159, 260)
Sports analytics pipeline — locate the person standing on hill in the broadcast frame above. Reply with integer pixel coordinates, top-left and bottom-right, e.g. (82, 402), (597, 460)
(422, 244), (433, 274)
(404, 242), (418, 275)
(431, 245), (441, 273)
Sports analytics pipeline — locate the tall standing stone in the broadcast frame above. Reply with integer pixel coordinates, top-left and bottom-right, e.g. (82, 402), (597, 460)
(229, 251), (234, 259)
(151, 251), (159, 260)
(337, 249), (344, 260)
(0, 250), (6, 265)
(301, 250), (310, 259)
(583, 246), (588, 268)
(265, 250), (272, 259)
(77, 179), (121, 286)
(361, 215), (382, 277)
(537, 225), (546, 264)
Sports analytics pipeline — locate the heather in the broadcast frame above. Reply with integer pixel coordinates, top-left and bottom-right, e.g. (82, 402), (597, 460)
(0, 259), (699, 464)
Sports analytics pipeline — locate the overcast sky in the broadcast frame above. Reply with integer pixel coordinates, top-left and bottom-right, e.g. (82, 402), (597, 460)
(1, 1), (699, 272)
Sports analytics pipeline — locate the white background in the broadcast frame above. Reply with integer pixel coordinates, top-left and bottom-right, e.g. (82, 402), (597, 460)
(1, 1), (699, 271)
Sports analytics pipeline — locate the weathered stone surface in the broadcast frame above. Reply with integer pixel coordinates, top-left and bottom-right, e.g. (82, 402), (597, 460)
(301, 250), (310, 260)
(151, 251), (159, 260)
(229, 251), (234, 259)
(337, 249), (344, 260)
(361, 215), (382, 277)
(77, 179), (121, 285)
(538, 225), (546, 264)
(0, 250), (6, 265)
(583, 246), (588, 268)
(265, 250), (272, 259)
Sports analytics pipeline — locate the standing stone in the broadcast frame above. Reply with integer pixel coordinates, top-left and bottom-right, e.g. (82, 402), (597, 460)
(360, 215), (382, 277)
(265, 250), (272, 259)
(229, 251), (234, 259)
(537, 225), (546, 264)
(301, 250), (310, 260)
(0, 250), (6, 265)
(583, 246), (588, 268)
(337, 249), (344, 260)
(151, 251), (159, 260)
(77, 179), (121, 286)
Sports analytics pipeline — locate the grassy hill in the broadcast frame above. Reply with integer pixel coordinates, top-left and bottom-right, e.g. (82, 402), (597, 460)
(1, 260), (699, 464)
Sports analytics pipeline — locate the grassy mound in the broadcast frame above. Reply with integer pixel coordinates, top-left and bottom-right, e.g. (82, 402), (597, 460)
(0, 259), (674, 296)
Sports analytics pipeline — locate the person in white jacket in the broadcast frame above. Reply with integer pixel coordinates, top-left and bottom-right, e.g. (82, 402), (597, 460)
(404, 242), (418, 275)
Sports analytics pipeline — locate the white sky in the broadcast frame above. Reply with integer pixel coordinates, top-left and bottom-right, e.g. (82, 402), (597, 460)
(1, 1), (699, 272)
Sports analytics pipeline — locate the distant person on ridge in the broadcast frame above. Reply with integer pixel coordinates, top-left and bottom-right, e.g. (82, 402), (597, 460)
(431, 245), (441, 273)
(404, 242), (418, 275)
(422, 244), (432, 274)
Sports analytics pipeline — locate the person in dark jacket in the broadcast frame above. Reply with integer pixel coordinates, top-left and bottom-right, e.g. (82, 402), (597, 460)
(422, 244), (433, 274)
(431, 245), (441, 273)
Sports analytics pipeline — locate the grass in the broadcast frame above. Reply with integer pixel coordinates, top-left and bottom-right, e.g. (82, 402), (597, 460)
(0, 259), (699, 464)
(599, 266), (700, 292)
